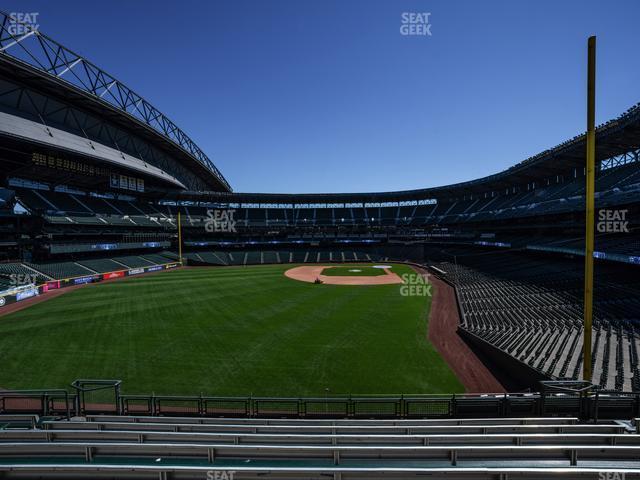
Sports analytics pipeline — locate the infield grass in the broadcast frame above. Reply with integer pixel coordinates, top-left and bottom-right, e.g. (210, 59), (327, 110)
(321, 265), (389, 276)
(0, 264), (462, 396)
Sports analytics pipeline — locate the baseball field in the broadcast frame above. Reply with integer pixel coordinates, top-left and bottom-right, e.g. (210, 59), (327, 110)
(0, 264), (462, 396)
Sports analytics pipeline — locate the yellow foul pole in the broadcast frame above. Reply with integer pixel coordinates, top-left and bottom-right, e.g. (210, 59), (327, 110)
(583, 36), (596, 382)
(178, 210), (183, 266)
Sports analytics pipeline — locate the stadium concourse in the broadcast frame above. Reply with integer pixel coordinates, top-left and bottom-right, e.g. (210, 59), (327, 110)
(1, 9), (640, 479)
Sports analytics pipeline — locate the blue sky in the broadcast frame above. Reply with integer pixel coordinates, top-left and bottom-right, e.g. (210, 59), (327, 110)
(4, 0), (640, 193)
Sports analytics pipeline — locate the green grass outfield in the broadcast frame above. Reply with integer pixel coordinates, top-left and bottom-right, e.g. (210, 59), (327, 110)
(321, 265), (388, 276)
(0, 264), (462, 396)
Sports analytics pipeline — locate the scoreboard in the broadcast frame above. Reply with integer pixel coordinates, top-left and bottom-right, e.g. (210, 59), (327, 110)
(32, 152), (144, 192)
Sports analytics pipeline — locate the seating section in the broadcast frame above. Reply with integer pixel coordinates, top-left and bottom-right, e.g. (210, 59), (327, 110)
(111, 256), (154, 268)
(0, 414), (637, 479)
(15, 189), (52, 211)
(17, 189), (172, 230)
(244, 251), (261, 265)
(0, 276), (12, 291)
(184, 250), (386, 266)
(77, 258), (126, 273)
(140, 253), (175, 265)
(189, 251), (224, 265)
(26, 261), (93, 279)
(528, 234), (640, 258)
(291, 251), (308, 263)
(0, 263), (50, 285)
(318, 251), (331, 262)
(432, 250), (640, 391)
(16, 162), (640, 236)
(262, 251), (279, 264)
(4, 253), (178, 282)
(228, 252), (246, 265)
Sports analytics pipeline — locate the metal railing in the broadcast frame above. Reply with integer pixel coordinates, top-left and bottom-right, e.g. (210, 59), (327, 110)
(3, 441), (640, 466)
(0, 389), (72, 419)
(2, 383), (639, 421)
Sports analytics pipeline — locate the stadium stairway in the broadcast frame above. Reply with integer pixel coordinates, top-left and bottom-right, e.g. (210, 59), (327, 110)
(1, 415), (640, 479)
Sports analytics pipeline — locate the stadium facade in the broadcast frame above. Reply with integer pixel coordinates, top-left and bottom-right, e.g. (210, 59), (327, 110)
(1, 11), (639, 394)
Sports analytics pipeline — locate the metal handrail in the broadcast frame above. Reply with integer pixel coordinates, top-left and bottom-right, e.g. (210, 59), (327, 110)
(3, 385), (639, 421)
(0, 389), (72, 419)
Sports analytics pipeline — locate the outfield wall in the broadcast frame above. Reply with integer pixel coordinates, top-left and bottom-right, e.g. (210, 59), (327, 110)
(458, 329), (552, 390)
(0, 262), (181, 313)
(0, 284), (39, 309)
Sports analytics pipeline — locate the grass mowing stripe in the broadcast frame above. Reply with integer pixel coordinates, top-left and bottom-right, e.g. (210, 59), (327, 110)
(0, 264), (462, 395)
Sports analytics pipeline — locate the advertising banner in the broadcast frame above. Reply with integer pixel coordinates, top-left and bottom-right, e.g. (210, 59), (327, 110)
(103, 271), (125, 280)
(90, 243), (118, 251)
(0, 294), (19, 308)
(16, 286), (38, 301)
(73, 275), (100, 285)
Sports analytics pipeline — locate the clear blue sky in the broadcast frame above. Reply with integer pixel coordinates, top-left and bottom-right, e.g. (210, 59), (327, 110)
(4, 0), (640, 193)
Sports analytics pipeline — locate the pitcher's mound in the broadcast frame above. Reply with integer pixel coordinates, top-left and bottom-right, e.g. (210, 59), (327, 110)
(284, 265), (403, 285)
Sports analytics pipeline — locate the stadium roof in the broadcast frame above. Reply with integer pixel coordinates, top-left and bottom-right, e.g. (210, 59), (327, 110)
(2, 9), (639, 203)
(173, 101), (640, 204)
(0, 10), (231, 192)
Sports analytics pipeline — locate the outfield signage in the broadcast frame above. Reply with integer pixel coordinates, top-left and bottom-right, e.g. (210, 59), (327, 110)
(103, 271), (125, 280)
(90, 243), (119, 251)
(73, 275), (100, 285)
(527, 245), (640, 265)
(474, 241), (511, 248)
(0, 292), (24, 308)
(0, 293), (20, 308)
(4, 262), (177, 304)
(16, 286), (38, 301)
